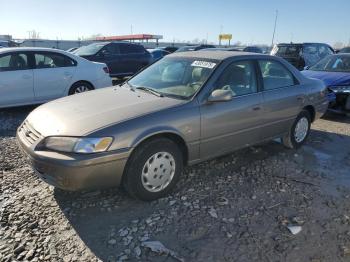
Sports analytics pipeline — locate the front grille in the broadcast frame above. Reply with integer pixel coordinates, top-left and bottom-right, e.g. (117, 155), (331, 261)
(18, 121), (41, 145)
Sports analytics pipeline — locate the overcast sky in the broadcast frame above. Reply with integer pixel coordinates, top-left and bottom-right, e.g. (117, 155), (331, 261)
(1, 0), (349, 46)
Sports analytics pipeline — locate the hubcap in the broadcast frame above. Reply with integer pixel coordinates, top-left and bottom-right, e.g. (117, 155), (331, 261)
(141, 152), (176, 193)
(294, 117), (309, 143)
(74, 86), (90, 93)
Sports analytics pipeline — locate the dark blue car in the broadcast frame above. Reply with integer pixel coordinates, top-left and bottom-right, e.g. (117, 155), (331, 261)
(74, 42), (151, 78)
(302, 54), (350, 114)
(147, 49), (170, 63)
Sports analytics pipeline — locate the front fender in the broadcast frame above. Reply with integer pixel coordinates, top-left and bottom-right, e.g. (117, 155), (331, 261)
(131, 126), (187, 148)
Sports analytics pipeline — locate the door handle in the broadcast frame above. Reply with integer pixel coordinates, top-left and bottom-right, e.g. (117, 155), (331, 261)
(64, 72), (72, 77)
(252, 106), (261, 111)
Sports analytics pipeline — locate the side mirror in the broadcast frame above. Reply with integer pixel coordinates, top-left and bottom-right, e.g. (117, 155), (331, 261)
(207, 89), (232, 103)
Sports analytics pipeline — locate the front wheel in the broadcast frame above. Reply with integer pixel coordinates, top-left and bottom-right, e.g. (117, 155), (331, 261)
(123, 138), (183, 201)
(282, 110), (311, 149)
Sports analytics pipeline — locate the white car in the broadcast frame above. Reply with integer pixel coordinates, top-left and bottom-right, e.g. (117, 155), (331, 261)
(0, 47), (112, 108)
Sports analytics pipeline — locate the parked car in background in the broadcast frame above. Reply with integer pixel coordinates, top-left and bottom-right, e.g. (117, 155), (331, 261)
(338, 47), (350, 54)
(17, 51), (328, 200)
(0, 47), (112, 108)
(175, 44), (216, 52)
(202, 47), (242, 51)
(271, 43), (335, 70)
(147, 49), (170, 62)
(243, 46), (263, 53)
(0, 40), (10, 48)
(73, 42), (151, 78)
(66, 47), (79, 53)
(158, 46), (178, 53)
(302, 54), (350, 114)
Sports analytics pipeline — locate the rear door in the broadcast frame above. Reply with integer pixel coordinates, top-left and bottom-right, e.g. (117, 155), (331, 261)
(119, 43), (148, 75)
(0, 52), (34, 107)
(32, 51), (77, 101)
(258, 59), (303, 139)
(200, 59), (264, 160)
(96, 43), (120, 76)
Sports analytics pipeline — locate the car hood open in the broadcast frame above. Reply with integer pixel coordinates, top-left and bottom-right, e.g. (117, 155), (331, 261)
(26, 86), (184, 137)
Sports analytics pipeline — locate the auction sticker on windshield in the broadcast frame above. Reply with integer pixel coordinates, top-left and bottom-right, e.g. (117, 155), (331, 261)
(191, 61), (216, 69)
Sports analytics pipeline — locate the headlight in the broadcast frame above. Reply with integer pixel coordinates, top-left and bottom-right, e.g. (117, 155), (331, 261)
(43, 137), (113, 153)
(329, 85), (350, 93)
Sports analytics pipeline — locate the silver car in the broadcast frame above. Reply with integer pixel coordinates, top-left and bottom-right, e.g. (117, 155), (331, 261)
(17, 51), (328, 200)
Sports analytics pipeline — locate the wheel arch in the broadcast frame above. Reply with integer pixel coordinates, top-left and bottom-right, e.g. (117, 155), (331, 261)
(303, 105), (316, 122)
(130, 129), (189, 166)
(68, 80), (95, 95)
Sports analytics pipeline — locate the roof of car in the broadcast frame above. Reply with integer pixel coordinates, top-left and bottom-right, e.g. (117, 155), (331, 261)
(169, 50), (263, 60)
(277, 42), (332, 46)
(0, 47), (67, 53)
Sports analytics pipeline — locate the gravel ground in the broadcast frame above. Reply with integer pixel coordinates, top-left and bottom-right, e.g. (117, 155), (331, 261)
(1, 107), (350, 262)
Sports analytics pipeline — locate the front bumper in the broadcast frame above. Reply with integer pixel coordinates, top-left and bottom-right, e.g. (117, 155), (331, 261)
(314, 98), (329, 119)
(16, 130), (130, 191)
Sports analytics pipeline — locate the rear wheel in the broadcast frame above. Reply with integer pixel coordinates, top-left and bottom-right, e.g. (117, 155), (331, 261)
(282, 110), (311, 149)
(68, 82), (93, 95)
(123, 138), (183, 201)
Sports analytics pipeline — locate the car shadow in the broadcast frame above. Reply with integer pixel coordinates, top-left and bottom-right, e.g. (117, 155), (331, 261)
(0, 105), (37, 137)
(52, 139), (298, 261)
(322, 111), (350, 124)
(52, 128), (350, 261)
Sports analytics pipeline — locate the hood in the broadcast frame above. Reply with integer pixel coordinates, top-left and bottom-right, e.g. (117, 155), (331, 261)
(301, 70), (350, 87)
(27, 87), (184, 137)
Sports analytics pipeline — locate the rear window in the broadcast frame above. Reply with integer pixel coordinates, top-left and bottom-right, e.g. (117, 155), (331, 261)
(272, 45), (301, 56)
(35, 52), (76, 68)
(74, 43), (105, 56)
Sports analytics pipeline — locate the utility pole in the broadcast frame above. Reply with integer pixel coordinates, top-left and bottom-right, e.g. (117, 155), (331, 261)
(271, 10), (278, 47)
(219, 25), (223, 46)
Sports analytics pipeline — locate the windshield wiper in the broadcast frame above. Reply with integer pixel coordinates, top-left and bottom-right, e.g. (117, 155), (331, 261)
(135, 86), (164, 97)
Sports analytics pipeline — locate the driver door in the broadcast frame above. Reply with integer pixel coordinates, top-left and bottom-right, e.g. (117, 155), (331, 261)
(200, 60), (264, 160)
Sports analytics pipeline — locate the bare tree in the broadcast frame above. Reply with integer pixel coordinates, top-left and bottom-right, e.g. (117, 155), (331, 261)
(27, 30), (40, 39)
(334, 42), (345, 50)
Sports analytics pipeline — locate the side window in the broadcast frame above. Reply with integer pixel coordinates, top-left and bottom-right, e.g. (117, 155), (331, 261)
(119, 44), (144, 54)
(35, 53), (76, 68)
(0, 53), (29, 71)
(214, 60), (257, 97)
(101, 44), (118, 55)
(258, 60), (295, 90)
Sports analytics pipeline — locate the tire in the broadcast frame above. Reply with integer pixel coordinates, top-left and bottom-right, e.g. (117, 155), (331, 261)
(282, 110), (311, 149)
(68, 82), (93, 95)
(123, 138), (183, 201)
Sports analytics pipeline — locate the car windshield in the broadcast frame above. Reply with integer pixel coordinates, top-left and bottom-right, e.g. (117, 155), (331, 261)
(127, 57), (218, 99)
(73, 43), (105, 56)
(309, 55), (350, 72)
